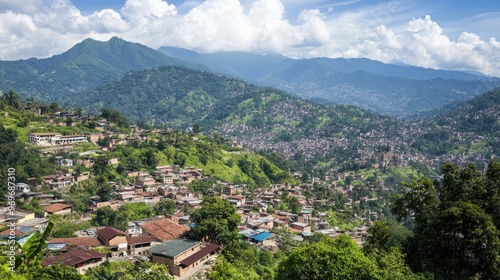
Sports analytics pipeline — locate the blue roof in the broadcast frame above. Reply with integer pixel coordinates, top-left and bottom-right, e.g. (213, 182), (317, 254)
(251, 231), (272, 242)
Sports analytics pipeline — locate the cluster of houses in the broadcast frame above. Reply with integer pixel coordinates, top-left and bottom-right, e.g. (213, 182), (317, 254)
(1, 171), (375, 276)
(0, 206), (220, 276)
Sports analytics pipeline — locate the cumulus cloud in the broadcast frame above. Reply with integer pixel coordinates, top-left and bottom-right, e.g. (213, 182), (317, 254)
(0, 0), (498, 76)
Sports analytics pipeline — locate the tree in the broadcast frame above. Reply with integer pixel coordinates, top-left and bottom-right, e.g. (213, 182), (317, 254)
(96, 183), (113, 202)
(37, 263), (84, 280)
(276, 234), (382, 280)
(188, 196), (240, 246)
(4, 90), (20, 108)
(141, 150), (158, 171)
(92, 207), (128, 231)
(15, 221), (54, 270)
(363, 220), (391, 255)
(93, 156), (111, 177)
(420, 201), (500, 279)
(48, 101), (60, 113)
(153, 199), (176, 216)
(392, 162), (500, 279)
(86, 260), (173, 280)
(192, 123), (200, 134)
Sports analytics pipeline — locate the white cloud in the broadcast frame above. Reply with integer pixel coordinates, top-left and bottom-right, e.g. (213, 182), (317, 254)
(0, 0), (498, 76)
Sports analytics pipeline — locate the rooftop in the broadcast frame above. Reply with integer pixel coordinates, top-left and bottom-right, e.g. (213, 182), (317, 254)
(97, 226), (128, 241)
(140, 218), (189, 242)
(148, 239), (200, 258)
(48, 237), (102, 247)
(179, 243), (220, 267)
(42, 248), (104, 267)
(18, 218), (49, 227)
(43, 203), (72, 214)
(251, 231), (272, 242)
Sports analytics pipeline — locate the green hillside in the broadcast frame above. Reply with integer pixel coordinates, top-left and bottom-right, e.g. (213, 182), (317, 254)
(74, 65), (402, 139)
(0, 37), (200, 102)
(412, 88), (500, 155)
(0, 95), (296, 188)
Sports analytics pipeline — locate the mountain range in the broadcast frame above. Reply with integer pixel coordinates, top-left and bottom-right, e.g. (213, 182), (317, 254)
(1, 37), (498, 119)
(159, 46), (500, 118)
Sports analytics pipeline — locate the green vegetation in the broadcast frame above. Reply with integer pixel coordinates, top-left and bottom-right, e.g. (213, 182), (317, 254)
(0, 37), (194, 102)
(276, 234), (425, 280)
(188, 196), (241, 246)
(392, 160), (500, 279)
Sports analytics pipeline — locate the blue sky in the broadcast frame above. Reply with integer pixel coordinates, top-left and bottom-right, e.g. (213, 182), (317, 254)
(0, 0), (499, 76)
(69, 0), (499, 39)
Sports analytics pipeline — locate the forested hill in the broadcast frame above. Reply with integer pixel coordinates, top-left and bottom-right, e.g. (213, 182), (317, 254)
(73, 65), (402, 137)
(0, 37), (199, 102)
(412, 88), (500, 155)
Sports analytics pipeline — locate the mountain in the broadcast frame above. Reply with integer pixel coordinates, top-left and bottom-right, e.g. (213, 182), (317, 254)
(75, 65), (400, 131)
(0, 37), (201, 102)
(158, 46), (500, 118)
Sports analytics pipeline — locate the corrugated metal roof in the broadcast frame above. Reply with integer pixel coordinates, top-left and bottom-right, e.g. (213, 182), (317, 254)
(251, 231), (272, 242)
(149, 239), (200, 258)
(47, 244), (66, 251)
(179, 243), (220, 267)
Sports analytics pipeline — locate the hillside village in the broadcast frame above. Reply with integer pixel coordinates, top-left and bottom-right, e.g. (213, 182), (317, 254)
(220, 98), (495, 173)
(1, 105), (380, 277)
(1, 87), (499, 279)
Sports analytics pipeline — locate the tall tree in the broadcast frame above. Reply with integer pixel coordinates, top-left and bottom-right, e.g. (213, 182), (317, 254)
(188, 196), (240, 246)
(392, 162), (500, 279)
(276, 234), (382, 280)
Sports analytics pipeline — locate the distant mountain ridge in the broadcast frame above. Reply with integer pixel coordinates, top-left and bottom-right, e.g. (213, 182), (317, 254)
(158, 46), (500, 118)
(0, 37), (498, 119)
(68, 64), (498, 163)
(73, 65), (400, 134)
(0, 37), (201, 102)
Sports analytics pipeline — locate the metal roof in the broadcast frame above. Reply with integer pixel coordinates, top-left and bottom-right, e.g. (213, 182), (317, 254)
(251, 231), (272, 242)
(179, 243), (220, 267)
(148, 239), (200, 258)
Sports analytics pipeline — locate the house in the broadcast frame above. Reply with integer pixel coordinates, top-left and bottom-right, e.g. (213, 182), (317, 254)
(49, 134), (88, 145)
(42, 247), (105, 274)
(250, 231), (274, 245)
(291, 222), (311, 233)
(77, 172), (90, 182)
(43, 203), (73, 216)
(0, 227), (37, 241)
(17, 218), (49, 230)
(137, 176), (156, 186)
(0, 208), (35, 223)
(140, 217), (190, 242)
(43, 174), (75, 189)
(28, 132), (61, 144)
(54, 156), (73, 167)
(15, 183), (30, 193)
(227, 196), (246, 207)
(160, 174), (175, 184)
(127, 236), (159, 255)
(97, 227), (128, 257)
(149, 239), (220, 277)
(87, 198), (122, 212)
(47, 237), (102, 249)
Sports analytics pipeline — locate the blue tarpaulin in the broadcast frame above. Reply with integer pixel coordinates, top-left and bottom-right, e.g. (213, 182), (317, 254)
(251, 231), (272, 242)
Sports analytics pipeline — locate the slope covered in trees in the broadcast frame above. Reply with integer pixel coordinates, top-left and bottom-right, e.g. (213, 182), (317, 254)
(412, 88), (500, 156)
(392, 161), (500, 279)
(0, 37), (198, 102)
(73, 65), (402, 140)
